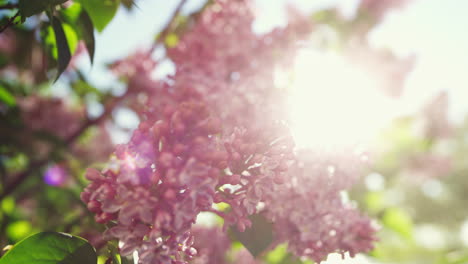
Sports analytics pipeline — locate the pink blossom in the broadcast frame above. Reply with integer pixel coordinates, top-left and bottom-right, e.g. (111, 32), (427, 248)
(82, 0), (376, 263)
(17, 95), (85, 139)
(191, 227), (231, 264)
(263, 150), (377, 262)
(406, 153), (452, 180)
(421, 91), (453, 139)
(359, 0), (410, 21)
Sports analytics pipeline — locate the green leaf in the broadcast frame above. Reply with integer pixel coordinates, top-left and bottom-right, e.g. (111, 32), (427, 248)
(6, 221), (32, 242)
(51, 16), (72, 82)
(365, 191), (385, 213)
(231, 214), (274, 258)
(44, 23), (79, 60)
(382, 207), (413, 240)
(18, 0), (68, 17)
(72, 79), (100, 98)
(60, 2), (83, 24)
(263, 243), (313, 264)
(0, 232), (97, 264)
(0, 85), (16, 106)
(264, 243), (288, 264)
(1, 196), (15, 215)
(78, 0), (120, 32)
(77, 10), (95, 63)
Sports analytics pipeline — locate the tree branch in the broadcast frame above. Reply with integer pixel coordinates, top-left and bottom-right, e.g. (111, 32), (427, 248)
(0, 11), (19, 33)
(0, 3), (18, 10)
(148, 0), (188, 54)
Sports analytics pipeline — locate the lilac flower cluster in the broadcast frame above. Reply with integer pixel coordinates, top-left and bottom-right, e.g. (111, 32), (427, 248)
(81, 0), (377, 263)
(264, 150), (377, 262)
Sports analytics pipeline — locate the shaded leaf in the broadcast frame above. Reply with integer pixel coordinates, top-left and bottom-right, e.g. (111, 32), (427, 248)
(77, 10), (95, 64)
(44, 22), (79, 60)
(18, 0), (48, 17)
(79, 0), (120, 32)
(18, 0), (68, 17)
(231, 214), (274, 258)
(0, 232), (97, 264)
(51, 16), (71, 82)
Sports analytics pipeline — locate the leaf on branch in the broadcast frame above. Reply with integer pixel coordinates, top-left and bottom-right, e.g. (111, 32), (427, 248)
(77, 10), (95, 64)
(231, 214), (274, 258)
(18, 0), (68, 17)
(60, 2), (83, 23)
(0, 232), (97, 264)
(51, 16), (72, 82)
(79, 0), (120, 32)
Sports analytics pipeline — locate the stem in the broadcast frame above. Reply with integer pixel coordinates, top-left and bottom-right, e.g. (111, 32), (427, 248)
(206, 208), (226, 218)
(0, 11), (19, 33)
(148, 0), (188, 54)
(0, 96), (123, 201)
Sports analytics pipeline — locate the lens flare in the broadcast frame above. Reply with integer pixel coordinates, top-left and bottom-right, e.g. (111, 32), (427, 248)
(44, 165), (68, 186)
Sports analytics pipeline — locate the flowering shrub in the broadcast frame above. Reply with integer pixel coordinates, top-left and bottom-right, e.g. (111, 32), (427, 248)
(8, 0), (466, 264)
(79, 1), (379, 263)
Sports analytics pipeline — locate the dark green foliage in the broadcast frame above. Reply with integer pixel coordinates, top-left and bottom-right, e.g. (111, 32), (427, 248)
(77, 10), (95, 64)
(18, 0), (68, 17)
(231, 214), (274, 258)
(51, 16), (71, 82)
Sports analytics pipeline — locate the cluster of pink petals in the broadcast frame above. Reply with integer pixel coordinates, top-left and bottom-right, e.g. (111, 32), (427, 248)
(17, 95), (85, 139)
(406, 153), (452, 180)
(0, 29), (16, 54)
(400, 92), (454, 181)
(264, 150), (377, 262)
(190, 227), (231, 264)
(345, 43), (415, 98)
(82, 100), (221, 263)
(421, 91), (453, 139)
(359, 0), (411, 21)
(82, 0), (377, 263)
(71, 124), (114, 163)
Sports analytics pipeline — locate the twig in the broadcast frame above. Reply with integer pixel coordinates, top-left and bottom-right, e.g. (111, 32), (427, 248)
(148, 0), (188, 54)
(0, 3), (18, 10)
(0, 11), (19, 33)
(0, 96), (123, 201)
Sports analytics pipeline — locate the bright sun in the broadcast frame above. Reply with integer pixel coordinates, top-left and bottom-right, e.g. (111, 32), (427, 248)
(286, 49), (395, 150)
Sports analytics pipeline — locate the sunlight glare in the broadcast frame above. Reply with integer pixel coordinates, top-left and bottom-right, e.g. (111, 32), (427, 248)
(287, 49), (394, 149)
(123, 152), (137, 170)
